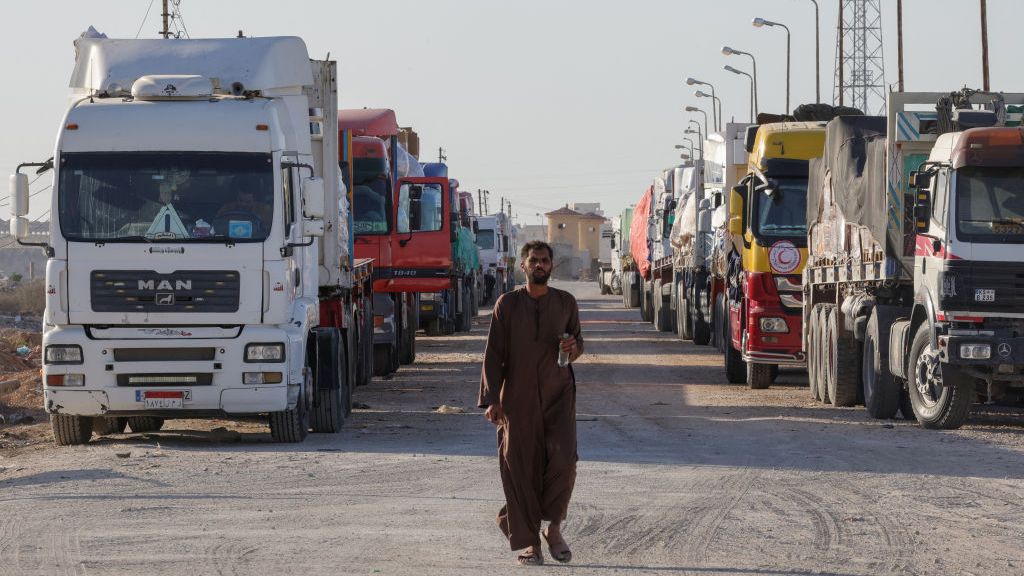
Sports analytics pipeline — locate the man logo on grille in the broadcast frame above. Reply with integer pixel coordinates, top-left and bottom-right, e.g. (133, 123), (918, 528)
(156, 292), (175, 306)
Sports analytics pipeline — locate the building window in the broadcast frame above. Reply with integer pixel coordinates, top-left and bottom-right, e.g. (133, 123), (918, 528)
(588, 226), (595, 232)
(557, 223), (566, 229)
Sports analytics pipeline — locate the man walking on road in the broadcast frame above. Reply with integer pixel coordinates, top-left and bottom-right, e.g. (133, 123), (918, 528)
(479, 240), (583, 566)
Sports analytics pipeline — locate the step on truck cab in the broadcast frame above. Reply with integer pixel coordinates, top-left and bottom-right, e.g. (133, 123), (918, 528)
(339, 109), (420, 374)
(805, 90), (1024, 428)
(723, 121), (827, 388)
(10, 36), (373, 444)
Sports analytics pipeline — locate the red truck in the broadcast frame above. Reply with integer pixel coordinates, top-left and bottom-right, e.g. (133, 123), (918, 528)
(339, 108), (423, 376)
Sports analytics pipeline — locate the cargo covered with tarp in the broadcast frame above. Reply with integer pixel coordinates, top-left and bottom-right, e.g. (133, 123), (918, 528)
(668, 166), (700, 268)
(807, 115), (895, 267)
(629, 188), (653, 278)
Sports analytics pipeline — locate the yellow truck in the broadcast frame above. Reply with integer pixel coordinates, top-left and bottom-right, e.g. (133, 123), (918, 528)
(720, 121), (827, 387)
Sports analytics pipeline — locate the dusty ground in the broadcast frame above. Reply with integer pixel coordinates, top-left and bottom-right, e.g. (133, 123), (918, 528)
(2, 282), (1024, 575)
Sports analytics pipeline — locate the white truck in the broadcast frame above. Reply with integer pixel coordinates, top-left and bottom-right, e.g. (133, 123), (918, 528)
(9, 35), (373, 444)
(805, 90), (1024, 428)
(474, 212), (513, 304)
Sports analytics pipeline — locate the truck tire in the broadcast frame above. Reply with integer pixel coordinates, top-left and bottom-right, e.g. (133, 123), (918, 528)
(692, 285), (711, 346)
(640, 278), (653, 322)
(678, 292), (693, 341)
(51, 414), (93, 446)
(127, 416), (165, 433)
(373, 344), (396, 377)
(400, 314), (416, 365)
(820, 306), (835, 404)
(724, 307), (746, 384)
(356, 299), (373, 387)
(808, 305), (822, 401)
(653, 280), (670, 332)
(862, 310), (899, 419)
(712, 294), (724, 351)
(747, 362), (772, 389)
(829, 310), (861, 407)
(907, 324), (975, 429)
(269, 373), (311, 443)
(92, 417), (128, 436)
(458, 286), (473, 332)
(898, 384), (915, 420)
(425, 318), (443, 337)
(311, 328), (346, 433)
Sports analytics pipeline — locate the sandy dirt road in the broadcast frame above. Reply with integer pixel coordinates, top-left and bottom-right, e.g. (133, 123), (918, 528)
(2, 281), (1024, 575)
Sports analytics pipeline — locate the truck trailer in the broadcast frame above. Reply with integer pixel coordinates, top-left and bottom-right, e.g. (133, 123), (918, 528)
(804, 90), (1024, 428)
(11, 35), (373, 444)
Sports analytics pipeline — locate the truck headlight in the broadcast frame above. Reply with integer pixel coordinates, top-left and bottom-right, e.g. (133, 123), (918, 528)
(245, 343), (285, 363)
(960, 343), (991, 359)
(45, 345), (83, 365)
(759, 317), (789, 333)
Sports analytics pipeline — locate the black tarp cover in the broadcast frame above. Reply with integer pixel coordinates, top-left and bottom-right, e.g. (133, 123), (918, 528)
(808, 116), (894, 259)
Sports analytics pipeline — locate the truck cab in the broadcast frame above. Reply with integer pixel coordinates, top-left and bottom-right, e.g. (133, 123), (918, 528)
(725, 121), (827, 387)
(475, 213), (513, 303)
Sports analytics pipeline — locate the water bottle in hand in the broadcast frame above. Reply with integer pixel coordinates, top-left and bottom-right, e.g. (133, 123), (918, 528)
(557, 333), (571, 367)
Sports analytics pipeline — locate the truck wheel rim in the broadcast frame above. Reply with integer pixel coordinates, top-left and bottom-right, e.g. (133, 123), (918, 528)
(914, 345), (942, 407)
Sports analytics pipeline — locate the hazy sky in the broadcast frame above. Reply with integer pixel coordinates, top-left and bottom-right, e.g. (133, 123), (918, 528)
(0, 1), (1016, 223)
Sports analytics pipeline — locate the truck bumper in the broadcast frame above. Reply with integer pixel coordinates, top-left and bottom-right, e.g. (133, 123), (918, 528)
(42, 325), (298, 417)
(744, 306), (805, 367)
(941, 334), (1024, 366)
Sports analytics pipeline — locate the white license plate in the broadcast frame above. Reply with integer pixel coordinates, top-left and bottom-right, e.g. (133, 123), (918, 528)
(142, 391), (187, 409)
(975, 289), (996, 302)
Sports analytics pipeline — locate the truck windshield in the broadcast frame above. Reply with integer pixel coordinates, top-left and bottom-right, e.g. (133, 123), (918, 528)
(352, 176), (391, 235)
(58, 152), (273, 242)
(475, 229), (495, 249)
(753, 177), (807, 239)
(956, 166), (1024, 242)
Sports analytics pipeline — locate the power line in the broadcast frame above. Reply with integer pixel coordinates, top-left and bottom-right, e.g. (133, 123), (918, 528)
(136, 0), (157, 38)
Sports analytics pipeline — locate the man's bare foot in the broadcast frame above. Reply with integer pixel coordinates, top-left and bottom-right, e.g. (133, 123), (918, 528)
(542, 524), (572, 563)
(516, 545), (544, 566)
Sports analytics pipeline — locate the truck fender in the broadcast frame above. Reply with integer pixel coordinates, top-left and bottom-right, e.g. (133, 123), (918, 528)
(910, 285), (938, 348)
(888, 318), (913, 380)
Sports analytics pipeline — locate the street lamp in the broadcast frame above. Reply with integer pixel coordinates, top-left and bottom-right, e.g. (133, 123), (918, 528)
(682, 137), (697, 158)
(724, 64), (755, 122)
(684, 128), (703, 158)
(694, 91), (721, 131)
(684, 105), (708, 135)
(807, 0), (820, 103)
(753, 17), (792, 113)
(686, 77), (720, 131)
(688, 121), (704, 152)
(722, 46), (759, 116)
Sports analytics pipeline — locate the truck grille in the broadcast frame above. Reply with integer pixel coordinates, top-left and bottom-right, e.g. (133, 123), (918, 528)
(91, 270), (240, 313)
(113, 348), (216, 362)
(940, 262), (1024, 312)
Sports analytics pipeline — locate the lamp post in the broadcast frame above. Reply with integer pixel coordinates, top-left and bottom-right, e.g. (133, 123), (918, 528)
(807, 0), (820, 103)
(685, 106), (708, 135)
(682, 137), (697, 158)
(722, 46), (758, 116)
(686, 77), (720, 130)
(694, 91), (721, 132)
(753, 17), (791, 113)
(684, 128), (703, 158)
(687, 121), (704, 152)
(724, 64), (755, 122)
(674, 144), (693, 161)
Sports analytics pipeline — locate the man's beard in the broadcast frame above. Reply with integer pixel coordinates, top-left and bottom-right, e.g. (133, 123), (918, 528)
(530, 268), (550, 285)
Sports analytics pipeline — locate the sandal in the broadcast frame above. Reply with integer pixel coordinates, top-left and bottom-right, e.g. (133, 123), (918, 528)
(516, 545), (544, 566)
(542, 529), (572, 563)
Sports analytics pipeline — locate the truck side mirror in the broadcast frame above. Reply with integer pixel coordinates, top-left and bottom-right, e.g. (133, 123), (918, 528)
(914, 190), (931, 233)
(728, 215), (743, 236)
(472, 220), (479, 234)
(301, 176), (325, 219)
(610, 237), (616, 249)
(450, 215), (458, 243)
(8, 173), (28, 240)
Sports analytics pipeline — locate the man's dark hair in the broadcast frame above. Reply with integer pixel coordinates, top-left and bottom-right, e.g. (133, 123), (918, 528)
(520, 240), (554, 260)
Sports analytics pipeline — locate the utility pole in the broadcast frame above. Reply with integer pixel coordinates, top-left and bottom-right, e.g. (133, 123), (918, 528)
(897, 0), (904, 91)
(477, 189), (483, 215)
(161, 0), (171, 39)
(438, 147), (447, 163)
(981, 0), (990, 91)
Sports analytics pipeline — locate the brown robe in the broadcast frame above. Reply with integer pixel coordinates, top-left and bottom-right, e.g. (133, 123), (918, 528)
(478, 287), (583, 550)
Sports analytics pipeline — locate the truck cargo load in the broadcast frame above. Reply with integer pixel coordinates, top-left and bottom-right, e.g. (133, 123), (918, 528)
(629, 188), (652, 279)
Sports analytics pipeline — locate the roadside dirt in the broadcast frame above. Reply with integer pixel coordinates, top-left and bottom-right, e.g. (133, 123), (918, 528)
(2, 283), (1024, 575)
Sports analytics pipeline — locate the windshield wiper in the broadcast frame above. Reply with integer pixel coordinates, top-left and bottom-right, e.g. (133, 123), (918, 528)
(96, 235), (152, 244)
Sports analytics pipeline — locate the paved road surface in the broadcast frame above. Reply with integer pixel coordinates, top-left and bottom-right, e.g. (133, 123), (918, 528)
(2, 281), (1024, 575)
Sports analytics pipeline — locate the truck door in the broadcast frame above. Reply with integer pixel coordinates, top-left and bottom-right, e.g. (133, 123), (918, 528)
(391, 177), (453, 291)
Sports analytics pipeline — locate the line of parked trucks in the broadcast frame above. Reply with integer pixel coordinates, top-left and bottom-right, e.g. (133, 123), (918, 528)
(606, 89), (1024, 430)
(7, 31), (518, 445)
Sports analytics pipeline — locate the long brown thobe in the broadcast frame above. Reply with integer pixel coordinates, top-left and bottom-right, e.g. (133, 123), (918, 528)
(478, 287), (583, 551)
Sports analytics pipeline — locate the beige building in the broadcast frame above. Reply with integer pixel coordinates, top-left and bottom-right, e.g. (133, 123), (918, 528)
(545, 205), (607, 280)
